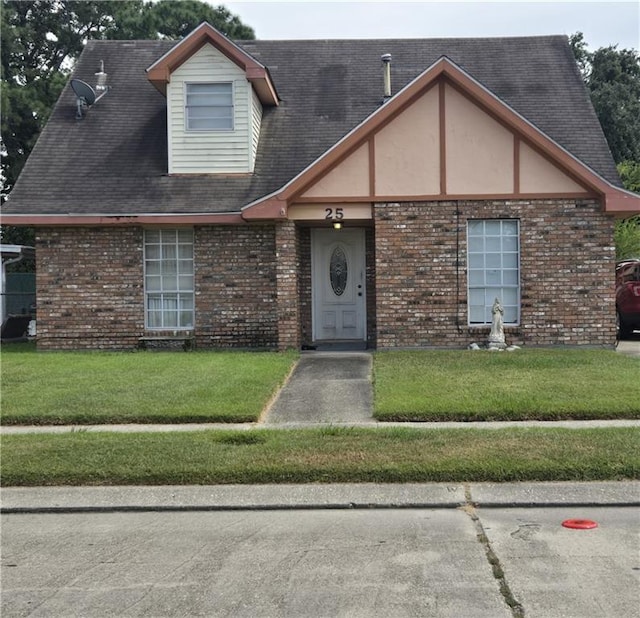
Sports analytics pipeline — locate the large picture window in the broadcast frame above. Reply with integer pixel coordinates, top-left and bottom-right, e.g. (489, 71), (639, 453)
(144, 229), (194, 329)
(467, 220), (520, 325)
(185, 83), (233, 131)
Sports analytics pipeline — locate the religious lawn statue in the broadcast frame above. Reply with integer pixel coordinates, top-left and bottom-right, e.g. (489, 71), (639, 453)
(488, 297), (506, 347)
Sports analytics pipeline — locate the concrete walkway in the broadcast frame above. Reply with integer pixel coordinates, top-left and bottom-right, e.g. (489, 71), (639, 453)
(263, 352), (373, 424)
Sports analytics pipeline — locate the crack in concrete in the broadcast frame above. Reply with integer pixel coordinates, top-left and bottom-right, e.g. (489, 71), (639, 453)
(462, 484), (525, 618)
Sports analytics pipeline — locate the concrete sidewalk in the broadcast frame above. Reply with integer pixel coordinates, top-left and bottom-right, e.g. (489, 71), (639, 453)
(2, 481), (639, 513)
(263, 352), (373, 424)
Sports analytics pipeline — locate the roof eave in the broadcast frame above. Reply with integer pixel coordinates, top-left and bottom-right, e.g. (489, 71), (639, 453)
(145, 22), (278, 105)
(604, 189), (640, 216)
(0, 213), (246, 226)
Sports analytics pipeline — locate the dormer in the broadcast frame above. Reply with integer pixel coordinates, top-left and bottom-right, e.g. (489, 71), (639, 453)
(146, 22), (278, 175)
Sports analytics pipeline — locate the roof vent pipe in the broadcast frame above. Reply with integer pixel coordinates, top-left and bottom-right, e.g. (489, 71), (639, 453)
(381, 53), (392, 100)
(95, 60), (108, 92)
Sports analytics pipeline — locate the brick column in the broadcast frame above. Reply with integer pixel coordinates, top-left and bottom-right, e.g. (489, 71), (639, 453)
(275, 220), (301, 350)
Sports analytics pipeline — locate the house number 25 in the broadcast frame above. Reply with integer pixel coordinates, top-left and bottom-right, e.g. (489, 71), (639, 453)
(325, 207), (344, 220)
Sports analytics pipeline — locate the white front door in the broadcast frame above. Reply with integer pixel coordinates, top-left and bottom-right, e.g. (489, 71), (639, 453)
(311, 228), (366, 342)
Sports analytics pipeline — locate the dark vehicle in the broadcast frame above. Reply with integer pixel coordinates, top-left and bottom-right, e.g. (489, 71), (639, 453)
(616, 259), (640, 339)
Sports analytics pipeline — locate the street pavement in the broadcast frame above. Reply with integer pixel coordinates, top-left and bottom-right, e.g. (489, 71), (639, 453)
(2, 485), (639, 618)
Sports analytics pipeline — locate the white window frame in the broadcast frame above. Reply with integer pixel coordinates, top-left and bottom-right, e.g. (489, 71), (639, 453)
(467, 219), (521, 326)
(185, 82), (234, 132)
(144, 229), (194, 330)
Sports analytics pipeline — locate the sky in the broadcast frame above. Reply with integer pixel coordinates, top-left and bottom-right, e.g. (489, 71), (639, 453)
(222, 1), (640, 50)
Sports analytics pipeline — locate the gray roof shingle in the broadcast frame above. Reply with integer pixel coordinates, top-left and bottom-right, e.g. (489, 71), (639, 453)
(3, 34), (621, 216)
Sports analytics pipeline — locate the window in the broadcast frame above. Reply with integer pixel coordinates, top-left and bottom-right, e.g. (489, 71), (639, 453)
(144, 229), (194, 329)
(185, 83), (233, 131)
(467, 220), (520, 325)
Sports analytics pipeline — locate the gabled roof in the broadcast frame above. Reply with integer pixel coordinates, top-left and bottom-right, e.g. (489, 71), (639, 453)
(243, 55), (639, 218)
(4, 33), (636, 223)
(146, 22), (278, 105)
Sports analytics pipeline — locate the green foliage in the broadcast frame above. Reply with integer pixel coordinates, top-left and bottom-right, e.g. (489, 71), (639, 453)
(617, 160), (640, 193)
(614, 215), (640, 261)
(569, 32), (640, 164)
(150, 0), (255, 40)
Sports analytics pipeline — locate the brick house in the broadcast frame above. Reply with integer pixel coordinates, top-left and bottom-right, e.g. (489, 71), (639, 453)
(3, 23), (639, 350)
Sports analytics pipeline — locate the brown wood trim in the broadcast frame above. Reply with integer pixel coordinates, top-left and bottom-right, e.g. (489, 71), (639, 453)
(292, 192), (596, 204)
(514, 135), (520, 195)
(368, 138), (376, 197)
(1, 214), (247, 226)
(439, 80), (447, 195)
(146, 23), (278, 104)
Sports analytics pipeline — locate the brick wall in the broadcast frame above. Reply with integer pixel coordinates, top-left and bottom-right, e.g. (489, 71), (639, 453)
(298, 227), (313, 347)
(275, 220), (301, 350)
(35, 225), (280, 350)
(35, 227), (144, 349)
(194, 225), (278, 348)
(365, 227), (377, 348)
(34, 199), (615, 352)
(374, 199), (616, 348)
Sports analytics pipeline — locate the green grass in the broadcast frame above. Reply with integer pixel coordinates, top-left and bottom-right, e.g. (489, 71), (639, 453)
(374, 349), (640, 421)
(1, 347), (297, 424)
(1, 427), (637, 486)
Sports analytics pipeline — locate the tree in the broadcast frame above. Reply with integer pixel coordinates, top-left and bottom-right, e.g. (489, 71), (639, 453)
(617, 161), (640, 194)
(614, 216), (640, 261)
(569, 32), (640, 166)
(571, 33), (640, 262)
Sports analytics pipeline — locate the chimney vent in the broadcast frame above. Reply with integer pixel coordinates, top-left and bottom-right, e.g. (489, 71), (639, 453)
(381, 53), (392, 100)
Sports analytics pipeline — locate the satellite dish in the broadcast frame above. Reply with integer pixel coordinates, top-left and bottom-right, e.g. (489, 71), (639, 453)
(71, 79), (96, 105)
(71, 79), (96, 119)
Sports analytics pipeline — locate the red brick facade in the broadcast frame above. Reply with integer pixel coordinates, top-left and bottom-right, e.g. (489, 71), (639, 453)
(35, 227), (144, 350)
(194, 225), (278, 348)
(374, 198), (616, 348)
(33, 197), (616, 351)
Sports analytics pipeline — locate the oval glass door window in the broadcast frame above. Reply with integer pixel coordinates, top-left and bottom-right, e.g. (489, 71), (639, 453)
(330, 246), (348, 296)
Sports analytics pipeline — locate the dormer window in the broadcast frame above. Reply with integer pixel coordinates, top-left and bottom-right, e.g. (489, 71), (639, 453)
(185, 82), (233, 131)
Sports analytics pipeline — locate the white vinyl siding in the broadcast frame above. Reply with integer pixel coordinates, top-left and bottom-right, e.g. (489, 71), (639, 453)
(467, 220), (520, 325)
(167, 44), (251, 174)
(185, 83), (233, 131)
(144, 229), (194, 330)
(250, 88), (262, 170)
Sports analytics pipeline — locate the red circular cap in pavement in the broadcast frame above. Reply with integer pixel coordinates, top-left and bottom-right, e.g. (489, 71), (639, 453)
(562, 519), (598, 529)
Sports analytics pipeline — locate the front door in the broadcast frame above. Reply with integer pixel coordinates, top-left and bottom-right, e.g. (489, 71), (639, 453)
(311, 228), (366, 342)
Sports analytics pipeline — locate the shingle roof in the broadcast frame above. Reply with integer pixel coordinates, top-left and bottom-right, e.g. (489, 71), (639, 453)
(3, 34), (621, 216)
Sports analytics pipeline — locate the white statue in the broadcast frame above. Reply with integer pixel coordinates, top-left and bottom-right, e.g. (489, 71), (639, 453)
(488, 297), (506, 346)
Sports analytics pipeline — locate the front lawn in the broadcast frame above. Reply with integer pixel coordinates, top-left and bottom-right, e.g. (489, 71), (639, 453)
(1, 346), (297, 424)
(374, 349), (640, 421)
(1, 427), (637, 486)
